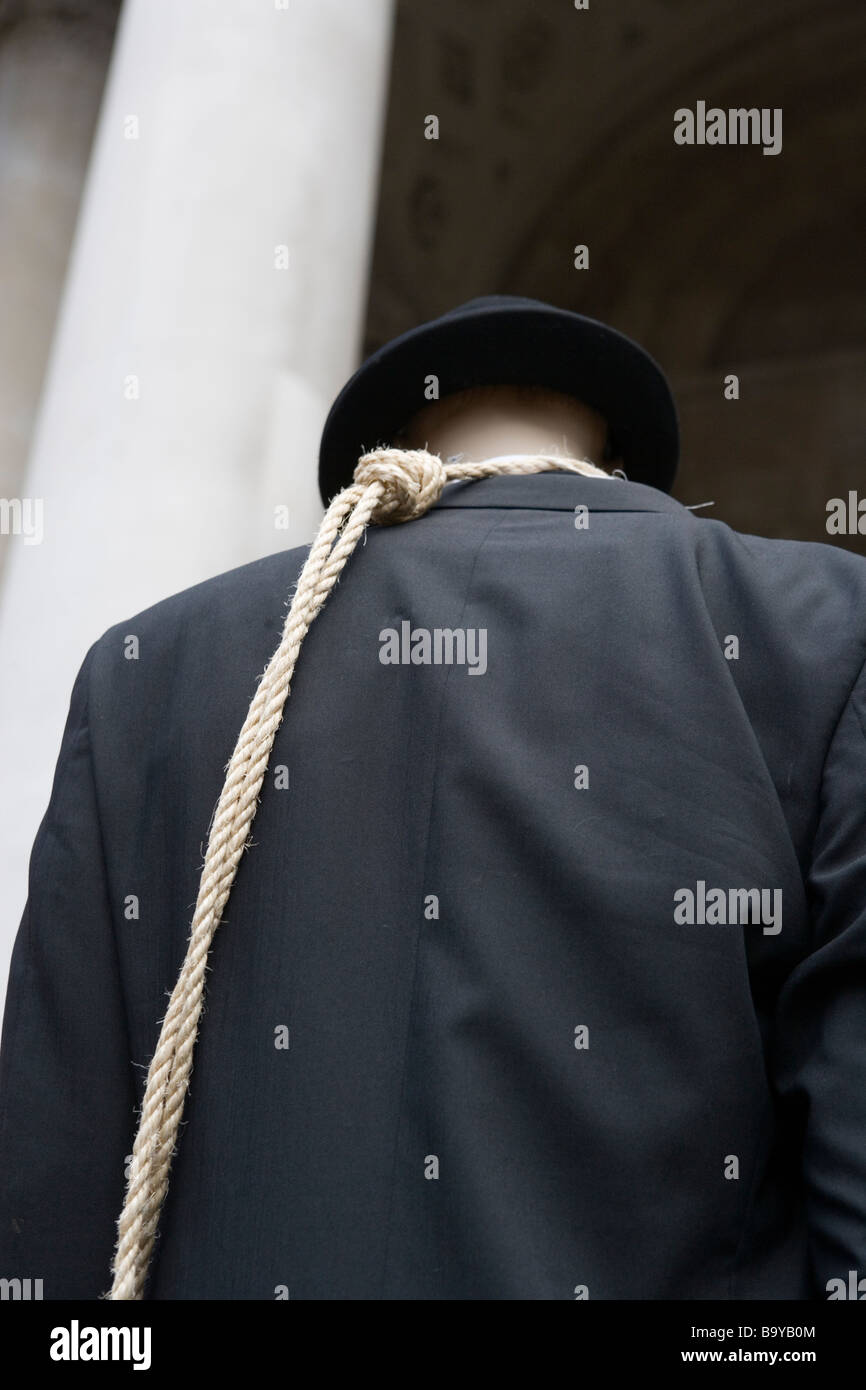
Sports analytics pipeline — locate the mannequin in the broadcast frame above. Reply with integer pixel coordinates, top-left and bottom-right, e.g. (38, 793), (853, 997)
(395, 382), (616, 470)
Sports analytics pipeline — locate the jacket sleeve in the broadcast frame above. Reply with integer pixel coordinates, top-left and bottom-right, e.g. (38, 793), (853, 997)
(771, 652), (866, 1298)
(0, 639), (137, 1299)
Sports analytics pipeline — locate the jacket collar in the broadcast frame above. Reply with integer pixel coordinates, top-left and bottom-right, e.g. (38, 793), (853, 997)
(434, 469), (688, 515)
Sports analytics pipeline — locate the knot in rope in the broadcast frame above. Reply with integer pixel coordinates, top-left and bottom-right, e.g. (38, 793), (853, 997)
(354, 447), (448, 524)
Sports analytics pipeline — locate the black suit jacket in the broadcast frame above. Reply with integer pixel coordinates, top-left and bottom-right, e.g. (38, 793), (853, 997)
(2, 471), (866, 1300)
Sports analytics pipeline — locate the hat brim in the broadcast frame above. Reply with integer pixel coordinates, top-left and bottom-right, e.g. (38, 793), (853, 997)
(318, 300), (679, 503)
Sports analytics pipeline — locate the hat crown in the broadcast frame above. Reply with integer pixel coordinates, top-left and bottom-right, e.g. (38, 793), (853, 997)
(440, 293), (546, 320)
(318, 294), (679, 502)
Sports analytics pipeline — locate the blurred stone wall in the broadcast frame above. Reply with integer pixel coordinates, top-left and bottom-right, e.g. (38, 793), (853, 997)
(0, 0), (120, 576)
(366, 0), (866, 553)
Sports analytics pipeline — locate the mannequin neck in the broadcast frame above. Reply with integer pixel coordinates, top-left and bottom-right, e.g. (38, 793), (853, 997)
(399, 384), (610, 466)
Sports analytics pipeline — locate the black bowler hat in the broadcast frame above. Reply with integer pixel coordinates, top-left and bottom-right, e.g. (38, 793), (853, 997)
(318, 294), (680, 504)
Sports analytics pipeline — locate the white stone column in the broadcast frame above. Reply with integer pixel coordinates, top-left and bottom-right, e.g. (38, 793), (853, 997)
(0, 5), (116, 566)
(0, 0), (395, 990)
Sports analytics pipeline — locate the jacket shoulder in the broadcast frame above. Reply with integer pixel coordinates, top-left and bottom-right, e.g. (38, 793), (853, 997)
(83, 546), (311, 726)
(690, 517), (866, 695)
(694, 516), (866, 611)
(102, 545), (310, 645)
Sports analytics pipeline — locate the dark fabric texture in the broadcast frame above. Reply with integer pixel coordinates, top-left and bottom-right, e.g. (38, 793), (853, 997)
(1, 471), (865, 1301)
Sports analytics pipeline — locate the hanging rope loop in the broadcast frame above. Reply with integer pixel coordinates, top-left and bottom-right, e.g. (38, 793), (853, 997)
(105, 445), (615, 1300)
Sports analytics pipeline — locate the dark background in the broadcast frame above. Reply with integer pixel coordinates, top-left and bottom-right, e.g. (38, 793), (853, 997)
(366, 0), (865, 551)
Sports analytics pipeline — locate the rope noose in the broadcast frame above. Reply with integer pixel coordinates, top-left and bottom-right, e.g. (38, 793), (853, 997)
(106, 446), (613, 1299)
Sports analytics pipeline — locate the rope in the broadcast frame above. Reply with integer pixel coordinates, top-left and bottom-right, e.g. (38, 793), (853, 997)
(106, 445), (615, 1299)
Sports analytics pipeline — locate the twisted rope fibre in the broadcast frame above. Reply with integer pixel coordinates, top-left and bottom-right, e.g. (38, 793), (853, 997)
(106, 445), (615, 1300)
